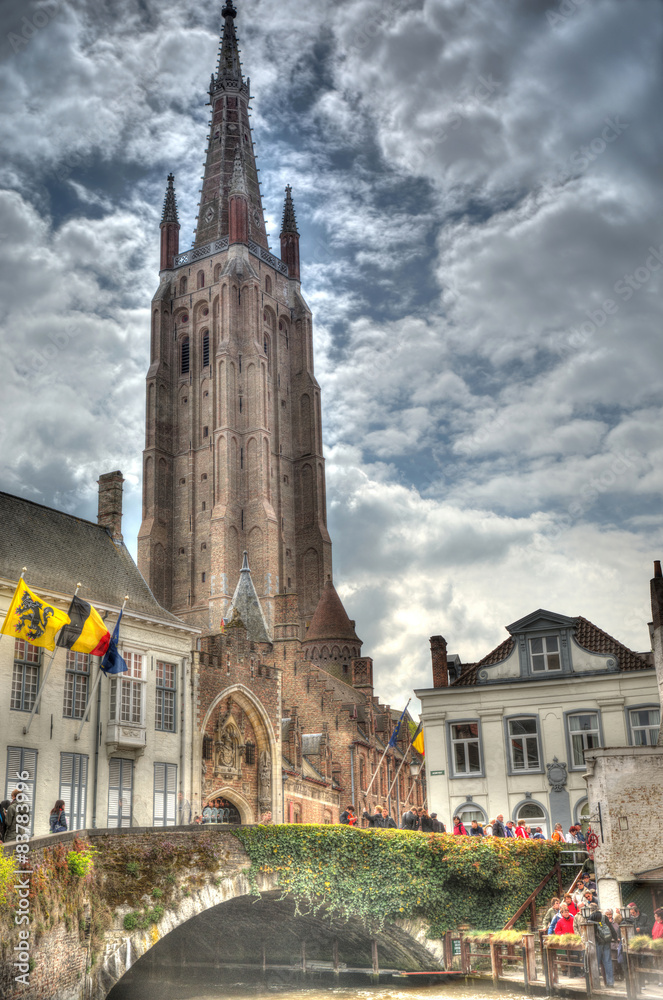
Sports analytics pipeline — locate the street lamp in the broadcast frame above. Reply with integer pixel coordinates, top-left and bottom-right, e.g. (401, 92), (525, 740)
(410, 761), (422, 778)
(581, 902), (593, 921)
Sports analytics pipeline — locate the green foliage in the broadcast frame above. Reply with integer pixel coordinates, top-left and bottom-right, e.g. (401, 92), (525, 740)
(630, 935), (663, 953)
(151, 887), (163, 899)
(0, 853), (18, 907)
(545, 933), (582, 947)
(491, 929), (526, 944)
(232, 824), (561, 935)
(67, 846), (97, 878)
(123, 904), (164, 931)
(125, 861), (140, 877)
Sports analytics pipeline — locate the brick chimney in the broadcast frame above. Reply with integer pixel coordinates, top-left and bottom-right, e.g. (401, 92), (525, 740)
(97, 471), (124, 542)
(430, 635), (449, 687)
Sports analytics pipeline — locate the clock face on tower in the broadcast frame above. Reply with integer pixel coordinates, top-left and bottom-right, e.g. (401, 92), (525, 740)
(204, 205), (214, 224)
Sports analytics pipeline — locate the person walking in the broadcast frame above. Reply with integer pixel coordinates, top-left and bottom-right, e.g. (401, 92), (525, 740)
(339, 805), (357, 826)
(49, 799), (67, 833)
(430, 812), (445, 832)
(401, 806), (419, 830)
(384, 810), (398, 829)
(452, 816), (467, 835)
(419, 808), (435, 832)
(588, 906), (619, 987)
(542, 897), (561, 930)
(492, 814), (506, 837)
(623, 902), (652, 936)
(652, 908), (663, 940)
(3, 790), (19, 843)
(0, 800), (10, 842)
(363, 805), (387, 828)
(551, 823), (564, 842)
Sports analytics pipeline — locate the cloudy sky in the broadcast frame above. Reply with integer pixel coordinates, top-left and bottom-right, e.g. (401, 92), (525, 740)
(1, 0), (662, 712)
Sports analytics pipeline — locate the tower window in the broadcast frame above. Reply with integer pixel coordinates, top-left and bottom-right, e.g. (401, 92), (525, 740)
(179, 478), (186, 485)
(197, 270), (205, 289)
(201, 572), (206, 582)
(201, 543), (207, 551)
(202, 734), (213, 761)
(179, 278), (187, 295)
(202, 502), (206, 511)
(181, 313), (189, 324)
(283, 475), (289, 484)
(244, 741), (256, 765)
(265, 276), (272, 294)
(179, 547), (185, 555)
(181, 337), (190, 375)
(203, 390), (209, 398)
(203, 426), (209, 438)
(202, 331), (210, 368)
(181, 397), (188, 405)
(201, 473), (208, 481)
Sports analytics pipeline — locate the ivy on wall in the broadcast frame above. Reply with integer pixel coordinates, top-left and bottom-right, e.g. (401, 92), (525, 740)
(233, 825), (562, 935)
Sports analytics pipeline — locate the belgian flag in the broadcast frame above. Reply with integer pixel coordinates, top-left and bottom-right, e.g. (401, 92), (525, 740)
(57, 596), (111, 656)
(412, 722), (425, 757)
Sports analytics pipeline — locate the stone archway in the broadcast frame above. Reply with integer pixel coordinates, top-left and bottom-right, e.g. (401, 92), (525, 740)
(198, 684), (280, 823)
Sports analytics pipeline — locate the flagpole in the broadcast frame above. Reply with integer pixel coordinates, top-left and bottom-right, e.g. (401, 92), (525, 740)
(75, 596), (128, 742)
(387, 734), (414, 801)
(363, 699), (410, 802)
(0, 567), (27, 648)
(23, 582), (81, 736)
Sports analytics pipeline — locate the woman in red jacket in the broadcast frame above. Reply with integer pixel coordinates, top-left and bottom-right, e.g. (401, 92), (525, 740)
(554, 904), (576, 935)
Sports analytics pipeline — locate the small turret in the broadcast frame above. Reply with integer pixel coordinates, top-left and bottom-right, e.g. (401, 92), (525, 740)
(280, 185), (300, 280)
(159, 173), (180, 270)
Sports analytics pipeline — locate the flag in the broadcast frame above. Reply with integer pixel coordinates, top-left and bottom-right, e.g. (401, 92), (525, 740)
(412, 722), (425, 757)
(100, 611), (128, 676)
(220, 618), (226, 634)
(388, 703), (410, 748)
(57, 596), (111, 656)
(0, 579), (70, 651)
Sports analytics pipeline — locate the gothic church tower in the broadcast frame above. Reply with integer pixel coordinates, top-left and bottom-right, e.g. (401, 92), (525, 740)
(138, 0), (332, 633)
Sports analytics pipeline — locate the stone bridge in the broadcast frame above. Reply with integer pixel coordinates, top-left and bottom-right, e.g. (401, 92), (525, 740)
(0, 824), (560, 1000)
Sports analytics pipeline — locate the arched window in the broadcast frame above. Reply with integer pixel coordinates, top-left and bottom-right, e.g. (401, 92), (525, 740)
(265, 275), (272, 294)
(197, 270), (205, 289)
(180, 337), (190, 375)
(574, 798), (591, 834)
(202, 331), (210, 368)
(455, 801), (488, 829)
(514, 800), (549, 838)
(179, 277), (187, 295)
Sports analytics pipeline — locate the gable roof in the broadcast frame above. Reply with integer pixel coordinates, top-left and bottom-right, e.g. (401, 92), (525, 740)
(453, 616), (650, 686)
(0, 491), (188, 627)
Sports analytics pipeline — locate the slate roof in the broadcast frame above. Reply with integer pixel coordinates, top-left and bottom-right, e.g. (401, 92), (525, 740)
(225, 551), (271, 643)
(0, 492), (186, 626)
(302, 733), (323, 755)
(304, 580), (361, 644)
(453, 617), (651, 687)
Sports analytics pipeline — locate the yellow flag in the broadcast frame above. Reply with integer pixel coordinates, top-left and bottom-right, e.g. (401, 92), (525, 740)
(1, 579), (70, 651)
(412, 725), (425, 757)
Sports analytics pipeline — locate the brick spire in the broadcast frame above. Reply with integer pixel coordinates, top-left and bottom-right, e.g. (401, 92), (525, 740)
(280, 185), (300, 280)
(229, 147), (248, 244)
(160, 173), (180, 270)
(304, 580), (361, 645)
(194, 1), (268, 250)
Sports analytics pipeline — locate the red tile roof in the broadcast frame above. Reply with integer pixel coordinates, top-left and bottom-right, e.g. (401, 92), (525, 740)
(452, 617), (651, 687)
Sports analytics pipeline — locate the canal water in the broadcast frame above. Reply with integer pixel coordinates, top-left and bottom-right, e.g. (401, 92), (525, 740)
(108, 972), (531, 1000)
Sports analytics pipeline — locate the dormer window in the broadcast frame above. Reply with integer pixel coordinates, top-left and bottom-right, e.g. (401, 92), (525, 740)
(530, 636), (561, 672)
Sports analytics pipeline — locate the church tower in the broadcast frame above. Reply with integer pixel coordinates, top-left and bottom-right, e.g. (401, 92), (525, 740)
(138, 0), (332, 633)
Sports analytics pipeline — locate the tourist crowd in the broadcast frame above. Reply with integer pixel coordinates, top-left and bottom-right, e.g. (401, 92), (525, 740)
(338, 805), (587, 842)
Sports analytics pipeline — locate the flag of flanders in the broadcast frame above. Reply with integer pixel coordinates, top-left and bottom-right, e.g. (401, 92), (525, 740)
(57, 595), (111, 656)
(0, 579), (70, 651)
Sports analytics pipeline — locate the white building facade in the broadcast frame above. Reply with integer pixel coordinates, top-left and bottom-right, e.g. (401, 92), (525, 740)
(0, 477), (200, 838)
(416, 610), (659, 836)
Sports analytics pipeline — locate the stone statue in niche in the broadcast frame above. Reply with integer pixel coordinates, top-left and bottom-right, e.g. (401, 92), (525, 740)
(214, 710), (243, 778)
(258, 749), (271, 811)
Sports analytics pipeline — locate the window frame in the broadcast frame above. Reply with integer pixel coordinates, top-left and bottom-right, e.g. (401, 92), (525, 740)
(109, 650), (146, 728)
(504, 714), (544, 775)
(63, 649), (90, 720)
(564, 708), (603, 770)
(153, 762), (177, 827)
(155, 660), (177, 733)
(59, 752), (88, 831)
(512, 798), (550, 838)
(529, 634), (563, 673)
(625, 704), (661, 747)
(11, 640), (41, 713)
(446, 719), (485, 779)
(5, 747), (38, 836)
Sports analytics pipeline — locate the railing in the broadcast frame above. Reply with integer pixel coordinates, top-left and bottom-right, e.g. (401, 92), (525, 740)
(173, 236), (290, 276)
(503, 862), (563, 929)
